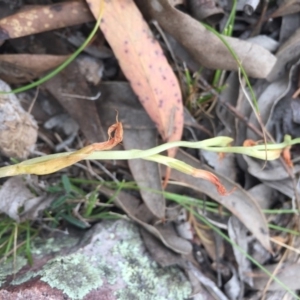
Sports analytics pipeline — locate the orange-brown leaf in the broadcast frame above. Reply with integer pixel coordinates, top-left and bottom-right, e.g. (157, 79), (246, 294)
(191, 168), (233, 195)
(243, 139), (258, 147)
(282, 145), (293, 167)
(86, 0), (184, 157)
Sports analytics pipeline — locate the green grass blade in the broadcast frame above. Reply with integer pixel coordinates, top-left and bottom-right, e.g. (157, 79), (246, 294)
(203, 23), (259, 111)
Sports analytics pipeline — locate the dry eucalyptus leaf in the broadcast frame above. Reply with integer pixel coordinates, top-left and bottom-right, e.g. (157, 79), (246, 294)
(201, 150), (237, 182)
(247, 184), (275, 210)
(247, 35), (279, 52)
(185, 261), (229, 300)
(253, 263), (300, 291)
(87, 0), (184, 158)
(0, 80), (38, 159)
(164, 32), (201, 73)
(243, 156), (300, 198)
(0, 54), (70, 84)
(187, 0), (224, 25)
(267, 29), (300, 82)
(216, 72), (240, 138)
(123, 128), (165, 219)
(0, 176), (36, 222)
(224, 269), (241, 300)
(271, 0), (300, 18)
(196, 219), (224, 261)
(228, 216), (253, 287)
(101, 186), (192, 254)
(247, 58), (300, 141)
(246, 73), (290, 140)
(19, 194), (55, 222)
(97, 82), (156, 130)
(0, 1), (93, 41)
(166, 150), (271, 252)
(44, 62), (106, 143)
(279, 14), (300, 45)
(169, 0), (184, 5)
(140, 228), (183, 267)
(136, 0), (276, 78)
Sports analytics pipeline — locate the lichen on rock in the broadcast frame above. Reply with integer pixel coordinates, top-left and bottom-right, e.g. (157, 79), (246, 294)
(0, 220), (192, 300)
(111, 221), (191, 300)
(0, 256), (27, 287)
(39, 253), (103, 300)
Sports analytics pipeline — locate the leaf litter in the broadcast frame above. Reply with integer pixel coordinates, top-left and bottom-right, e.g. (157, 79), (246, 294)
(0, 0), (300, 299)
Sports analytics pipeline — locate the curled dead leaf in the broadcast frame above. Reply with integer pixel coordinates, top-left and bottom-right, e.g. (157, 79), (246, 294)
(243, 139), (258, 147)
(191, 168), (234, 195)
(282, 145), (293, 167)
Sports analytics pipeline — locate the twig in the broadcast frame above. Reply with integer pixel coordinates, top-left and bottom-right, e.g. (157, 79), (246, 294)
(27, 86), (40, 114)
(244, 0), (261, 15)
(60, 91), (101, 101)
(218, 98), (263, 138)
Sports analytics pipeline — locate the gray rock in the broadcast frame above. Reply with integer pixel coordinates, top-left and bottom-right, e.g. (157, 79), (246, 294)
(0, 220), (192, 300)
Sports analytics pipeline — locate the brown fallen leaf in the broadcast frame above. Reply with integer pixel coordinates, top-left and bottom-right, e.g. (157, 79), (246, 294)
(190, 212), (224, 261)
(187, 0), (224, 25)
(86, 0), (184, 157)
(0, 54), (69, 84)
(140, 228), (183, 268)
(123, 128), (165, 219)
(0, 175), (55, 223)
(101, 186), (192, 254)
(136, 0), (276, 79)
(164, 149), (272, 252)
(227, 216), (253, 287)
(97, 82), (156, 130)
(267, 29), (300, 82)
(0, 176), (35, 222)
(253, 263), (300, 291)
(44, 62), (106, 143)
(271, 0), (300, 18)
(282, 145), (293, 167)
(0, 2), (93, 41)
(243, 156), (300, 198)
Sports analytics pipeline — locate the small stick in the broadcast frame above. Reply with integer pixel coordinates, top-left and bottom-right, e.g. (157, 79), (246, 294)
(244, 0), (261, 15)
(60, 92), (101, 101)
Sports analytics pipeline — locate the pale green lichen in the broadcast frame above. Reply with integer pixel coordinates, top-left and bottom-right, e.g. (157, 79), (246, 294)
(3, 220), (191, 300)
(97, 260), (117, 285)
(31, 236), (78, 256)
(11, 270), (36, 286)
(39, 253), (102, 300)
(0, 256), (27, 287)
(112, 224), (192, 300)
